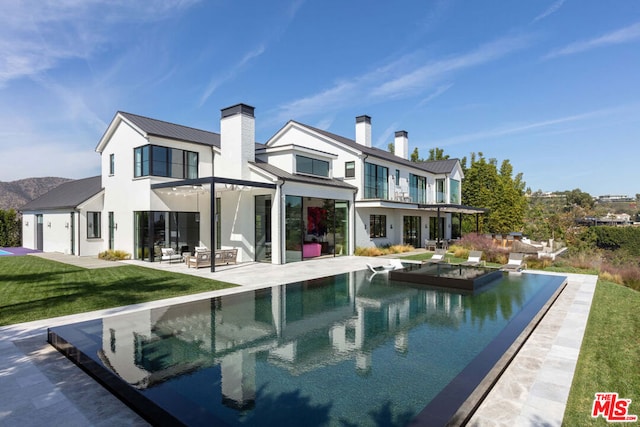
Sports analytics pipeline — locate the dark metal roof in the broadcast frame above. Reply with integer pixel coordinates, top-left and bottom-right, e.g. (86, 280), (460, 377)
(119, 112), (221, 147)
(293, 121), (460, 175)
(251, 160), (357, 190)
(20, 176), (103, 211)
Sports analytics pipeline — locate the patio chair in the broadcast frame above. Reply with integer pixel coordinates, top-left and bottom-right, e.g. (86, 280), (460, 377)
(186, 251), (212, 268)
(425, 240), (437, 251)
(500, 252), (526, 272)
(460, 251), (484, 267)
(160, 247), (183, 263)
(426, 249), (447, 264)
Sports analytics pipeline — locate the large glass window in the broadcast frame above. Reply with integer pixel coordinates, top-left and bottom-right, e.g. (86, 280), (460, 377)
(409, 174), (427, 203)
(370, 215), (386, 238)
(436, 179), (446, 203)
(296, 155), (329, 177)
(87, 212), (101, 239)
(134, 145), (198, 179)
(135, 146), (150, 177)
(450, 179), (460, 204)
(285, 196), (303, 263)
(364, 162), (388, 199)
(255, 195), (272, 262)
(134, 211), (199, 261)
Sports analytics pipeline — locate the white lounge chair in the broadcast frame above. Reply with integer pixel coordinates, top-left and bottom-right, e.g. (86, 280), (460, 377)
(461, 250), (484, 267)
(366, 263), (395, 274)
(500, 252), (526, 272)
(426, 249), (447, 264)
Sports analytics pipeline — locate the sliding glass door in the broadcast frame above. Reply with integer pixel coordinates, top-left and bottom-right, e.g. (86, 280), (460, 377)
(255, 195), (272, 262)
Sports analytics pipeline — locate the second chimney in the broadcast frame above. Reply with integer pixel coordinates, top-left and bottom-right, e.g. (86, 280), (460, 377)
(355, 115), (372, 147)
(394, 130), (408, 160)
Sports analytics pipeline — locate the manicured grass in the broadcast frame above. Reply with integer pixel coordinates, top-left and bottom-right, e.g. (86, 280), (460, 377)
(562, 280), (640, 426)
(0, 256), (237, 326)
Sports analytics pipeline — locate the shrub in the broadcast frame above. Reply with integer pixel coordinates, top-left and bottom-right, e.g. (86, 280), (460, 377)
(449, 245), (469, 259)
(525, 257), (553, 270)
(98, 249), (131, 261)
(355, 245), (414, 257)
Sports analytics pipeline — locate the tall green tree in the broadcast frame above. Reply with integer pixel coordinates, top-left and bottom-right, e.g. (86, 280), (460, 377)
(461, 153), (527, 233)
(0, 209), (21, 247)
(427, 147), (450, 161)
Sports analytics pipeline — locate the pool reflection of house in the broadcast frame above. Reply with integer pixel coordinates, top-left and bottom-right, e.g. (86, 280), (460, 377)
(99, 272), (464, 410)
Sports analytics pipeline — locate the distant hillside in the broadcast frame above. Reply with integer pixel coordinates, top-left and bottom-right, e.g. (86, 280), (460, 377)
(0, 177), (73, 211)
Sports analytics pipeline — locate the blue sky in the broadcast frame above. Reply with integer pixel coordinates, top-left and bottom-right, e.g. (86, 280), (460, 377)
(1, 0), (639, 196)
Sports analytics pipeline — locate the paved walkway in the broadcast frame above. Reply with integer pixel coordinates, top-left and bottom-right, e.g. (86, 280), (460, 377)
(0, 254), (597, 426)
(29, 252), (124, 269)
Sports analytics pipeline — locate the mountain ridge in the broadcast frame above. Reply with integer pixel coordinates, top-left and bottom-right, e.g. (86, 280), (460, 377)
(0, 177), (73, 211)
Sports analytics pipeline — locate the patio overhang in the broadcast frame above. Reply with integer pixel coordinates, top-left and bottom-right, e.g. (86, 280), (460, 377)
(151, 176), (277, 192)
(354, 200), (487, 215)
(151, 177), (277, 273)
(416, 204), (488, 215)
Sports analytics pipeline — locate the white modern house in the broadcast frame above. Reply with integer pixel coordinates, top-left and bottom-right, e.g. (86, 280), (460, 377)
(21, 103), (485, 270)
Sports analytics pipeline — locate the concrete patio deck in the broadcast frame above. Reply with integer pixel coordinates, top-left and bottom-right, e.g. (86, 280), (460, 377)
(0, 254), (597, 426)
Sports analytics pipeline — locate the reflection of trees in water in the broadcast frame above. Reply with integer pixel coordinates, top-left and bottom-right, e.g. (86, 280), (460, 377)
(463, 281), (527, 328)
(340, 401), (414, 427)
(240, 385), (332, 426)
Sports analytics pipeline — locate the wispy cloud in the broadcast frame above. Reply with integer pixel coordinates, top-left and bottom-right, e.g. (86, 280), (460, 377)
(532, 0), (566, 23)
(544, 21), (640, 59)
(0, 0), (198, 86)
(199, 45), (266, 106)
(372, 34), (532, 99)
(427, 107), (623, 147)
(271, 34), (532, 123)
(417, 83), (454, 107)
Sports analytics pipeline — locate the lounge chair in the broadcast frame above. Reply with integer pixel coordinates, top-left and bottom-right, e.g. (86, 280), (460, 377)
(388, 258), (405, 270)
(366, 263), (395, 274)
(500, 252), (526, 272)
(461, 250), (484, 267)
(426, 249), (447, 264)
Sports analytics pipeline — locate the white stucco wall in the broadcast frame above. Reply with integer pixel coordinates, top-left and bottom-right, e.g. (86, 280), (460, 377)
(99, 118), (215, 256)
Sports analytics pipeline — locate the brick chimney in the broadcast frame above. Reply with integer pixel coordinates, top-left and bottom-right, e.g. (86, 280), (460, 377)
(394, 130), (408, 160)
(355, 115), (372, 147)
(220, 103), (255, 180)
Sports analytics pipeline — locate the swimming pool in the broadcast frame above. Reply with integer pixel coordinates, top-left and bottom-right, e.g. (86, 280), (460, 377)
(0, 249), (13, 255)
(48, 269), (566, 426)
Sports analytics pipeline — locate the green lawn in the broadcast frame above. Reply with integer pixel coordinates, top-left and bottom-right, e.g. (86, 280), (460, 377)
(562, 280), (640, 426)
(0, 256), (237, 326)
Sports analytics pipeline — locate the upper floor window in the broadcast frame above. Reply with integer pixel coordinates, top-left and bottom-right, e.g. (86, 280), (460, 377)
(109, 154), (115, 175)
(134, 145), (198, 179)
(364, 162), (388, 199)
(296, 155), (329, 177)
(87, 212), (101, 239)
(436, 178), (446, 203)
(345, 161), (355, 178)
(409, 174), (427, 203)
(395, 169), (400, 183)
(449, 179), (460, 204)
